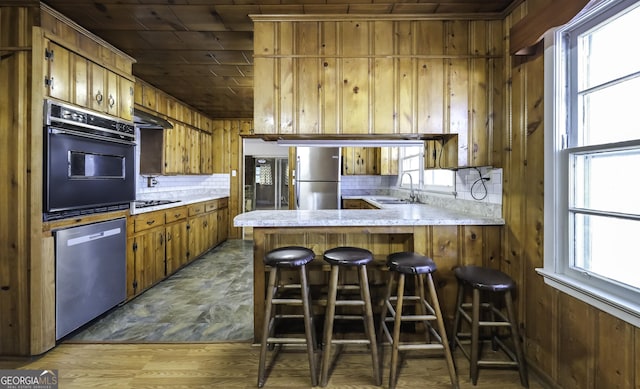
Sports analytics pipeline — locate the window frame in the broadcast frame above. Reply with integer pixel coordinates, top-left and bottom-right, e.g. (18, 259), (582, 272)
(539, 0), (640, 327)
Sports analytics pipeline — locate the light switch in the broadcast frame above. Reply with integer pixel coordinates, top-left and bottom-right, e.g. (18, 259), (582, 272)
(232, 169), (237, 177)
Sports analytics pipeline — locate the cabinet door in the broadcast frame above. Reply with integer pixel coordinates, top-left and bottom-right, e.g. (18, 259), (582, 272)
(187, 128), (201, 174)
(342, 147), (379, 175)
(119, 76), (134, 121)
(217, 206), (228, 243)
(188, 213), (207, 259)
(128, 227), (165, 297)
(166, 220), (188, 274)
(379, 147), (398, 175)
(71, 52), (89, 108)
(163, 123), (185, 174)
(212, 120), (230, 173)
(46, 41), (71, 103)
(89, 62), (106, 112)
(208, 210), (218, 248)
(200, 131), (213, 174)
(106, 70), (119, 117)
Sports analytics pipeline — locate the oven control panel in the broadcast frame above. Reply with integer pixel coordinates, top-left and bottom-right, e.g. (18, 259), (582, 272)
(45, 100), (135, 143)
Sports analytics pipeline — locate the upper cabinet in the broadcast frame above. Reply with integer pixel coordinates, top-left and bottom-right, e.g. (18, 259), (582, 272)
(252, 16), (504, 168)
(43, 39), (134, 122)
(136, 80), (251, 176)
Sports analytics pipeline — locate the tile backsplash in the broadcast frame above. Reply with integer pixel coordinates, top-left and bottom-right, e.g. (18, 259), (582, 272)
(455, 167), (503, 204)
(136, 174), (230, 197)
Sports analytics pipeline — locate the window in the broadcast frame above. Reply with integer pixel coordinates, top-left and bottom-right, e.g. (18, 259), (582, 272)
(398, 146), (455, 194)
(399, 146), (423, 187)
(541, 0), (640, 326)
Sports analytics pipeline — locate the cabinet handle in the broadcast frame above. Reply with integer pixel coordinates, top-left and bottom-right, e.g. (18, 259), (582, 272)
(174, 213), (182, 218)
(146, 220), (155, 225)
(49, 77), (55, 90)
(108, 95), (115, 108)
(95, 91), (103, 103)
(167, 232), (172, 241)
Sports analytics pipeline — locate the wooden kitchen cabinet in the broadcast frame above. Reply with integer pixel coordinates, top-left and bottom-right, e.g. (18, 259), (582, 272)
(127, 211), (166, 299)
(44, 40), (71, 103)
(253, 17), (503, 168)
(379, 147), (399, 175)
(342, 147), (379, 175)
(126, 199), (228, 299)
(200, 131), (213, 174)
(341, 199), (377, 209)
(165, 208), (189, 275)
(43, 39), (134, 121)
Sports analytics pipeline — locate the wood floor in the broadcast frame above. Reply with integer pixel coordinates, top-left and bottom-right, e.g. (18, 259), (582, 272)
(0, 342), (545, 388)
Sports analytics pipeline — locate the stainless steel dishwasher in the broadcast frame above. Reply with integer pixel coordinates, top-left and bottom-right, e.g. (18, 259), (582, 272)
(54, 218), (126, 340)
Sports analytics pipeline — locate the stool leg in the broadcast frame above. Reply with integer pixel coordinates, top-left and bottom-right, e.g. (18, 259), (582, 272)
(258, 266), (279, 387)
(505, 291), (529, 388)
(389, 273), (405, 389)
(358, 264), (381, 386)
(451, 281), (465, 351)
(426, 273), (459, 389)
(470, 288), (481, 385)
(378, 271), (396, 344)
(415, 274), (431, 343)
(299, 264), (318, 387)
(320, 264), (339, 387)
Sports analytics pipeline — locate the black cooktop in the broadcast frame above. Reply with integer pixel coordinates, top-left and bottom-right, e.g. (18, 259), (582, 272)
(134, 199), (181, 209)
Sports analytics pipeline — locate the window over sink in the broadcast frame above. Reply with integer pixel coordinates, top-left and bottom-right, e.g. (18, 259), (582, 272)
(398, 146), (455, 194)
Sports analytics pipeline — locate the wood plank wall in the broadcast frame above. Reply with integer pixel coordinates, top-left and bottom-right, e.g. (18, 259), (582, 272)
(0, 5), (37, 356)
(502, 1), (640, 387)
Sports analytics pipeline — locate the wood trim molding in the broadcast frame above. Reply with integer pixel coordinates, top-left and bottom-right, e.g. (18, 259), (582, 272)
(250, 13), (504, 22)
(509, 0), (591, 55)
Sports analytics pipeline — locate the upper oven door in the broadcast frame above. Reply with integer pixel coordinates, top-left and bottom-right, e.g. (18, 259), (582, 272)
(44, 127), (135, 212)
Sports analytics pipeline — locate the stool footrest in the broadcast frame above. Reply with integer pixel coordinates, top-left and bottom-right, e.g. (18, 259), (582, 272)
(334, 314), (366, 320)
(266, 337), (311, 344)
(397, 343), (445, 351)
(330, 339), (373, 345)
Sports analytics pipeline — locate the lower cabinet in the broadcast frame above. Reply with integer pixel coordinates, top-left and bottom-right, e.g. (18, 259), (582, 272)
(126, 197), (228, 299)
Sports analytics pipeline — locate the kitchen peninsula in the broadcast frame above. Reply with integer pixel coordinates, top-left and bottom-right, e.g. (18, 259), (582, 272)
(234, 200), (504, 341)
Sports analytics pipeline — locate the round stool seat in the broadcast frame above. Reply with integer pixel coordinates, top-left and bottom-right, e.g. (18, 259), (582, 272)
(387, 252), (437, 275)
(454, 265), (515, 292)
(264, 246), (315, 267)
(324, 246), (373, 266)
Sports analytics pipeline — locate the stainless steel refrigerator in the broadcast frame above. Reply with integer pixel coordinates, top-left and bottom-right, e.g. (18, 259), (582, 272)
(295, 147), (341, 210)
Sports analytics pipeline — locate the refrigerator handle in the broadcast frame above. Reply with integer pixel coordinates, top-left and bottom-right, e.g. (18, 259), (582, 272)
(295, 156), (300, 209)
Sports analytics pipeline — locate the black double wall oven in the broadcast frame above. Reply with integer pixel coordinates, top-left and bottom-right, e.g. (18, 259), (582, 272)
(43, 99), (135, 221)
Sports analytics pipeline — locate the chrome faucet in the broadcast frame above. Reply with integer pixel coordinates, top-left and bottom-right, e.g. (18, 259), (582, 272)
(401, 172), (417, 203)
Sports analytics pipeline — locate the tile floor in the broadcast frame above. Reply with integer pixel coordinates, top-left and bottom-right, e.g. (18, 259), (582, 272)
(67, 239), (254, 343)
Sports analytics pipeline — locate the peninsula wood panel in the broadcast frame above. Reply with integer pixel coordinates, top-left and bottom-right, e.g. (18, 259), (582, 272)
(501, 1), (640, 388)
(253, 16), (503, 168)
(252, 224), (502, 340)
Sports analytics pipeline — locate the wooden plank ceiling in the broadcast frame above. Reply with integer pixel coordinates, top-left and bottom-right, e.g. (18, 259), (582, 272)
(42, 0), (518, 119)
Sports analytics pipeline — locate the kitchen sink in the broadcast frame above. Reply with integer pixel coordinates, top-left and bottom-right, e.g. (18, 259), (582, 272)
(374, 198), (410, 204)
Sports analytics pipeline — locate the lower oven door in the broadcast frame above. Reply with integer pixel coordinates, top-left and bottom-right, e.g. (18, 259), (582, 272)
(45, 127), (135, 212)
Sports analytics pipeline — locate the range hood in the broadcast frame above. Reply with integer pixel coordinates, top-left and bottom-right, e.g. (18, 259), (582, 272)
(133, 108), (173, 129)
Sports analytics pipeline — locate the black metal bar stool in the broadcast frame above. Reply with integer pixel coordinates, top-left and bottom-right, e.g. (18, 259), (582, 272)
(258, 246), (318, 388)
(451, 265), (528, 387)
(379, 252), (459, 389)
(319, 246), (381, 387)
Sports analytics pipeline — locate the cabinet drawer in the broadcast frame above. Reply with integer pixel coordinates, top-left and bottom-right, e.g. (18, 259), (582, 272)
(133, 213), (164, 232)
(188, 203), (205, 216)
(205, 200), (218, 212)
(165, 207), (187, 223)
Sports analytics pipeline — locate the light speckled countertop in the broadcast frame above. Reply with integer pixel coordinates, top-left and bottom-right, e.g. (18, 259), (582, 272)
(130, 191), (229, 215)
(234, 195), (504, 227)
